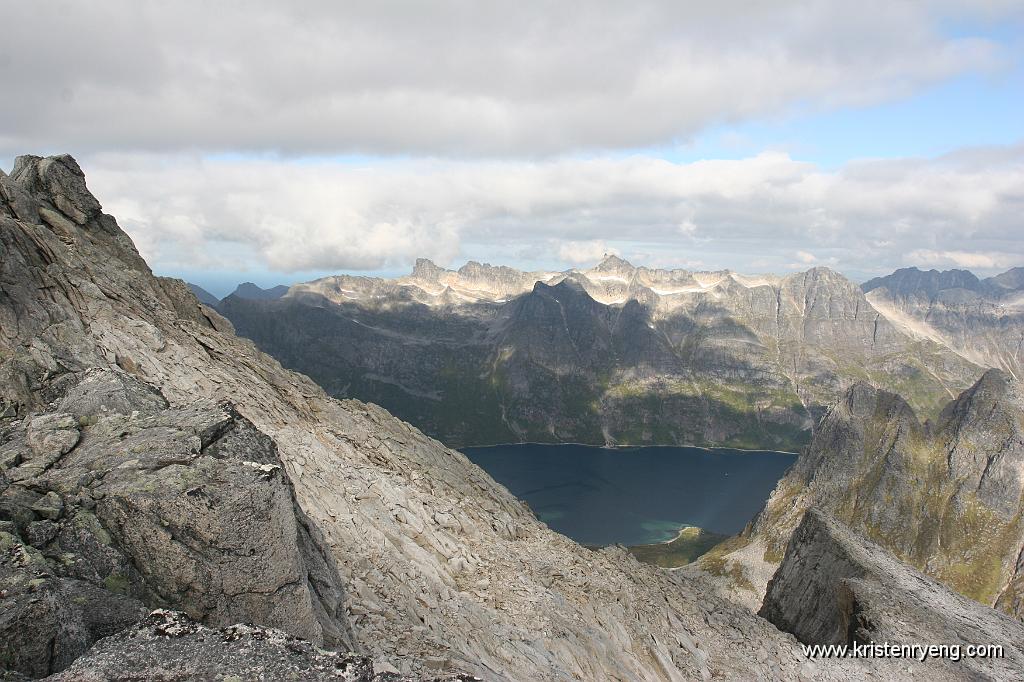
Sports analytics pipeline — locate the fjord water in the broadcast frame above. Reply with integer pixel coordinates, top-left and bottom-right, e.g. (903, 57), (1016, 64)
(462, 443), (797, 546)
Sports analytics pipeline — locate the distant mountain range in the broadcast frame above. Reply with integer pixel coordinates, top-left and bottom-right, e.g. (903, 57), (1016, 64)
(185, 281), (289, 306)
(862, 266), (1024, 378)
(210, 256), (1023, 450)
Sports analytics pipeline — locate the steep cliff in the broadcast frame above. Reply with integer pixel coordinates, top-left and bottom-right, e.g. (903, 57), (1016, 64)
(742, 369), (1024, 620)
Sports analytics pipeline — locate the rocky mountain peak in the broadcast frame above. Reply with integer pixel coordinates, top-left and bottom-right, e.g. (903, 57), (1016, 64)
(787, 265), (853, 288)
(592, 253), (634, 272)
(939, 368), (1017, 431)
(411, 257), (447, 281)
(9, 154), (103, 227)
(529, 276), (587, 298)
(228, 282), (289, 300)
(862, 266), (981, 299)
(834, 381), (910, 421)
(986, 266), (1024, 292)
(457, 260), (514, 278)
(750, 368), (1024, 620)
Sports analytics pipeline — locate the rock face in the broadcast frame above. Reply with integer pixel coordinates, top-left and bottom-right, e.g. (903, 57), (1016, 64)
(219, 256), (980, 450)
(5, 155), (910, 679)
(863, 265), (1024, 380)
(47, 610), (476, 682)
(761, 509), (1024, 681)
(746, 369), (1024, 620)
(0, 368), (354, 677)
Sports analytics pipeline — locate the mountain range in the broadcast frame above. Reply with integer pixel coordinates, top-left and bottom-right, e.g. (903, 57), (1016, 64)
(4, 154), (1023, 680)
(187, 281), (288, 306)
(863, 266), (1024, 380)
(213, 256), (1015, 451)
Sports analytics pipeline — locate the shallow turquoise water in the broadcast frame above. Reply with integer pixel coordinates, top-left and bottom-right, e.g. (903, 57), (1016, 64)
(462, 443), (796, 546)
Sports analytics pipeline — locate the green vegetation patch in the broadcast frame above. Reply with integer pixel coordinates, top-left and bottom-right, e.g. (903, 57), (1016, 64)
(627, 526), (729, 568)
(104, 572), (130, 594)
(699, 534), (756, 591)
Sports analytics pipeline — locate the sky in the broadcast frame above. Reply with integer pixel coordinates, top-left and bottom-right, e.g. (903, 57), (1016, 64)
(2, 1), (1023, 297)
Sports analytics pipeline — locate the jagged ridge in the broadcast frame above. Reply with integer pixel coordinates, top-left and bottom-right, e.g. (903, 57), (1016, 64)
(219, 256), (982, 450)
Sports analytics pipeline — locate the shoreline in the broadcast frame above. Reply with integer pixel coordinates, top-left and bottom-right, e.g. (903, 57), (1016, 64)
(458, 440), (800, 456)
(649, 524), (698, 546)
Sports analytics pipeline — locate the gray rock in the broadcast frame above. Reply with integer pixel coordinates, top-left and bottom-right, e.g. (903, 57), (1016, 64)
(25, 520), (58, 547)
(750, 369), (1024, 620)
(0, 378), (357, 675)
(761, 509), (1024, 681)
(0, 529), (148, 677)
(31, 492), (63, 521)
(45, 610), (479, 682)
(0, 485), (42, 532)
(25, 415), (79, 462)
(56, 367), (168, 418)
(9, 155), (101, 226)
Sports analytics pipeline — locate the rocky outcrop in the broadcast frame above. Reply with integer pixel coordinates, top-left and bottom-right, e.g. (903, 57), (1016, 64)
(47, 610), (478, 682)
(761, 509), (1024, 681)
(221, 256), (980, 450)
(740, 369), (1024, 621)
(0, 367), (354, 677)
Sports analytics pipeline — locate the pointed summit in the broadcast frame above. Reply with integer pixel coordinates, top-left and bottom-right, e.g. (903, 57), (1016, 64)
(593, 253), (634, 272)
(9, 154), (103, 227)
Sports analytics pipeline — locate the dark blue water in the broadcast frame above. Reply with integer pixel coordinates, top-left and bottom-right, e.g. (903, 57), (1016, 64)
(462, 443), (796, 546)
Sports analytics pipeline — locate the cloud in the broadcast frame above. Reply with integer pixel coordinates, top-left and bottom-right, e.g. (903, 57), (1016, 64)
(0, 1), (1013, 158)
(906, 249), (1022, 270)
(72, 143), (1024, 278)
(558, 241), (618, 265)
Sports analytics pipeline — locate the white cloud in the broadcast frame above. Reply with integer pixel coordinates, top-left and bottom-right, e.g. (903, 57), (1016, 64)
(73, 143), (1024, 278)
(0, 1), (1012, 158)
(558, 241), (619, 265)
(906, 249), (1022, 270)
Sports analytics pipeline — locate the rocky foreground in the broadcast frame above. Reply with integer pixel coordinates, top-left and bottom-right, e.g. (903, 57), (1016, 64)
(2, 155), (1022, 680)
(761, 510), (1024, 680)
